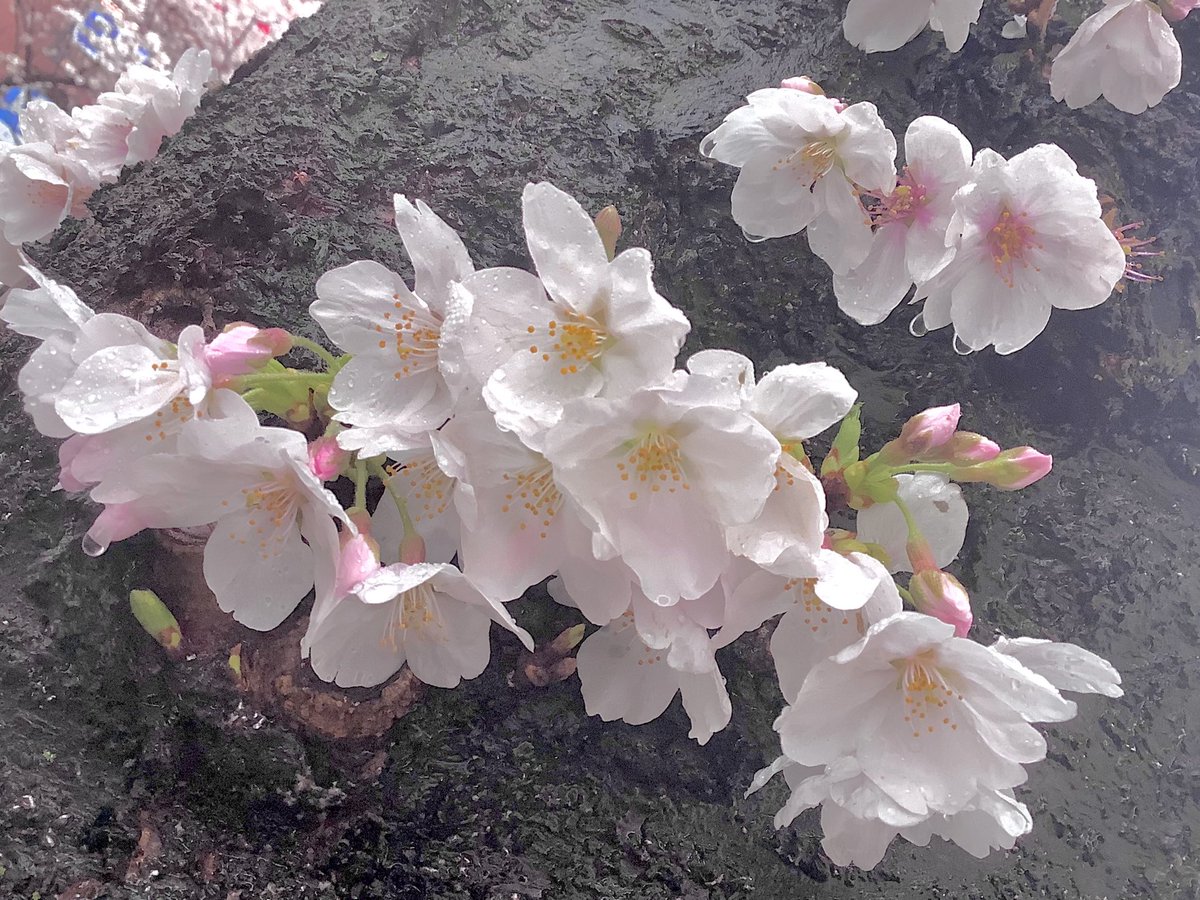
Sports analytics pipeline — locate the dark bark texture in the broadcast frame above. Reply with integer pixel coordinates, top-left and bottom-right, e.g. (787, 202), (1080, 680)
(2, 0), (1200, 897)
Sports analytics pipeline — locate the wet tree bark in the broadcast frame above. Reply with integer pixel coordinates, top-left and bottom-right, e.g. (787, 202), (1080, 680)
(2, 0), (1200, 896)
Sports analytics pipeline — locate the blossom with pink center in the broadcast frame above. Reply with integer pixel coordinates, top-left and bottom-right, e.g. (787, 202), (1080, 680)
(914, 145), (1126, 354)
(843, 0), (985, 53)
(1050, 1), (1182, 114)
(834, 117), (972, 325)
(700, 87), (896, 274)
(370, 431), (467, 566)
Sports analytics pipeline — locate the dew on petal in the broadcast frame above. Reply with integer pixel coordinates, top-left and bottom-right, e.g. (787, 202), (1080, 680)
(741, 229), (769, 243)
(953, 335), (975, 356)
(699, 135), (717, 158)
(909, 312), (928, 338)
(81, 534), (106, 557)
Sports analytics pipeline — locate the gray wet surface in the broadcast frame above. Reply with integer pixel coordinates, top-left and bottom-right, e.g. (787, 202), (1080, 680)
(2, 0), (1199, 896)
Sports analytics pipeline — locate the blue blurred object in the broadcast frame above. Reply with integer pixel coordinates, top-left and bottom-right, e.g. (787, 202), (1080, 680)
(0, 85), (50, 142)
(74, 10), (119, 59)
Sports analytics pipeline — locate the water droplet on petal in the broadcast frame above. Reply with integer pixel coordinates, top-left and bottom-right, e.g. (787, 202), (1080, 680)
(81, 534), (106, 557)
(953, 335), (975, 356)
(741, 229), (769, 244)
(699, 135), (717, 158)
(908, 313), (928, 338)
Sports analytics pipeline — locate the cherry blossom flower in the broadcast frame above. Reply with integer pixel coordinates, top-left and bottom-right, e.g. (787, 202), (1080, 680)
(438, 400), (597, 602)
(843, 0), (985, 53)
(305, 560), (533, 689)
(575, 586), (732, 744)
(834, 117), (972, 325)
(776, 612), (1078, 818)
(856, 474), (968, 573)
(1050, 0), (1182, 115)
(85, 403), (345, 630)
(112, 48), (212, 164)
(717, 552), (900, 701)
(544, 376), (778, 606)
(370, 431), (466, 566)
(0, 142), (96, 244)
(454, 182), (689, 443)
(700, 87), (896, 274)
(0, 266), (95, 438)
(913, 145), (1126, 354)
(311, 196), (475, 453)
(56, 322), (213, 435)
(754, 757), (1032, 868)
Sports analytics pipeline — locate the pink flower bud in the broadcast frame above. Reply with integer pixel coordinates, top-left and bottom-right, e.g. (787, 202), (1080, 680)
(780, 76), (825, 95)
(308, 436), (348, 482)
(909, 569), (973, 636)
(878, 404), (961, 463)
(919, 431), (1001, 464)
(399, 532), (427, 564)
(335, 533), (381, 598)
(1162, 0), (1199, 22)
(953, 447), (1052, 490)
(203, 324), (293, 381)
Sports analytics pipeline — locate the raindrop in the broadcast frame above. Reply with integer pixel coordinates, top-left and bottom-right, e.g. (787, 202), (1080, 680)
(741, 229), (769, 244)
(908, 313), (928, 338)
(699, 135), (717, 158)
(81, 534), (106, 557)
(953, 335), (975, 356)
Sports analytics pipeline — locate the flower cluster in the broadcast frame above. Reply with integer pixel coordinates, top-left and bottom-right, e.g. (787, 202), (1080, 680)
(702, 81), (1133, 354)
(0, 49), (212, 288)
(842, 0), (1195, 114)
(2, 175), (1123, 868)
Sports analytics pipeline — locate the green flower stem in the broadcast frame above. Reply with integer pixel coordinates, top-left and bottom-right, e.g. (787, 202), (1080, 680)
(887, 462), (958, 476)
(353, 458), (368, 511)
(368, 460), (417, 540)
(232, 370), (333, 390)
(289, 334), (340, 369)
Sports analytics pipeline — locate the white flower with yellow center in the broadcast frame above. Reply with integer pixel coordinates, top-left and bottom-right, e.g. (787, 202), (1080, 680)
(305, 562), (533, 689)
(84, 402), (345, 630)
(700, 87), (897, 274)
(311, 196), (474, 450)
(914, 144), (1127, 354)
(776, 612), (1079, 819)
(544, 377), (778, 606)
(453, 181), (690, 444)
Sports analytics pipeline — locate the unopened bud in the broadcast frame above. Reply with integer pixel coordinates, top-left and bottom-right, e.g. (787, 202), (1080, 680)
(594, 205), (622, 261)
(204, 324), (293, 381)
(780, 76), (825, 95)
(335, 532), (381, 598)
(308, 435), (349, 481)
(821, 403), (862, 477)
(878, 404), (961, 464)
(129, 589), (183, 652)
(1162, 0), (1199, 22)
(952, 447), (1052, 490)
(399, 532), (427, 565)
(919, 431), (1001, 464)
(909, 570), (973, 636)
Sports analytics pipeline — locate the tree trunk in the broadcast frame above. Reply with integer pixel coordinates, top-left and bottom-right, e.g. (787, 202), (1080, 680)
(2, 0), (1199, 896)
